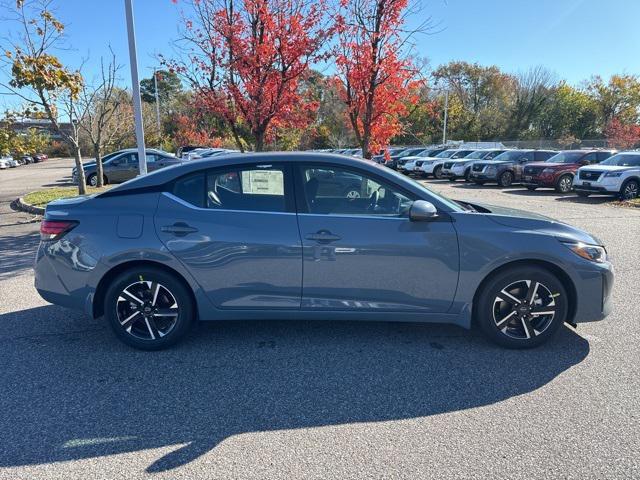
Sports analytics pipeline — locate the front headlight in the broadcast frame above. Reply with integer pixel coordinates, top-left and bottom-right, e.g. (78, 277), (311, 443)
(562, 241), (607, 263)
(542, 168), (555, 174)
(604, 171), (624, 177)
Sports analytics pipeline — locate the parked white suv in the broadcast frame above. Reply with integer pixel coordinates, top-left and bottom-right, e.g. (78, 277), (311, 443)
(573, 152), (640, 200)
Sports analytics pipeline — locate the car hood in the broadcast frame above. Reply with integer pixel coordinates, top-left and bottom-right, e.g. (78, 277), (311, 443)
(580, 165), (633, 172)
(472, 202), (602, 245)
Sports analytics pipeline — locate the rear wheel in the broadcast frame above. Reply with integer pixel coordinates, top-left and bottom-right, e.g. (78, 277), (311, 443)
(104, 267), (195, 350)
(620, 179), (639, 200)
(476, 266), (568, 349)
(555, 174), (574, 194)
(498, 171), (514, 187)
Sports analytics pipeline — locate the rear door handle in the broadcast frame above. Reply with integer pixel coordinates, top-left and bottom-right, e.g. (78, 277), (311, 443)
(305, 230), (341, 243)
(161, 222), (199, 236)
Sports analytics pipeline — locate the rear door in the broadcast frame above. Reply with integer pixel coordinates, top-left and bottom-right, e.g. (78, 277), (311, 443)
(155, 163), (302, 309)
(294, 163), (459, 312)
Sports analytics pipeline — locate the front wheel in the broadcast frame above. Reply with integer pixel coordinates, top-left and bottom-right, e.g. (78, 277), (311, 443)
(498, 171), (514, 187)
(433, 165), (443, 179)
(620, 179), (639, 200)
(104, 267), (195, 350)
(555, 174), (574, 194)
(475, 266), (568, 349)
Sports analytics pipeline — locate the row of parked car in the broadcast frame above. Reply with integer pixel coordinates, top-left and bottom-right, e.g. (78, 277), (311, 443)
(372, 146), (639, 200)
(0, 153), (48, 169)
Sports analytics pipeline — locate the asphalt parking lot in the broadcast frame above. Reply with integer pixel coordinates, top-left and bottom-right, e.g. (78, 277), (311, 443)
(0, 158), (639, 479)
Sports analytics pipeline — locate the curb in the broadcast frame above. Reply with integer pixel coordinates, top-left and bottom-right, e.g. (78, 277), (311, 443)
(12, 196), (45, 215)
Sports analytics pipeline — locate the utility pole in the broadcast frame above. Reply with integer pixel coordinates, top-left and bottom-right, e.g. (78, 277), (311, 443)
(442, 89), (449, 145)
(153, 69), (162, 142)
(124, 0), (147, 175)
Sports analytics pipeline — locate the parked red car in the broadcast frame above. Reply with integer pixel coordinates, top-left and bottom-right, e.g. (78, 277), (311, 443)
(521, 150), (616, 193)
(33, 153), (48, 162)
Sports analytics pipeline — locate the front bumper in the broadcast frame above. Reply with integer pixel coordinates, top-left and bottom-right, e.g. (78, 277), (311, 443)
(522, 174), (555, 188)
(573, 179), (620, 194)
(573, 261), (615, 323)
(469, 172), (497, 181)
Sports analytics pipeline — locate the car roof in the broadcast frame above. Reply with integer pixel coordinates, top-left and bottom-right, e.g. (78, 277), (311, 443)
(102, 152), (403, 195)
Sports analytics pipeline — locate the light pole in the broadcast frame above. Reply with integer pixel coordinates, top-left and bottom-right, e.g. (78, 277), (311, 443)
(153, 68), (162, 141)
(124, 0), (147, 175)
(442, 89), (449, 145)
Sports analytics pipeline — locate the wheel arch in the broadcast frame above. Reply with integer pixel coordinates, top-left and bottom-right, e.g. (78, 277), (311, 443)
(92, 260), (198, 319)
(471, 259), (577, 327)
(620, 176), (640, 191)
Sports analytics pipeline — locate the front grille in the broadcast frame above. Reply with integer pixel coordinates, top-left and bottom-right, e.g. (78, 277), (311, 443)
(472, 163), (486, 172)
(524, 166), (544, 175)
(580, 170), (604, 181)
(443, 162), (454, 169)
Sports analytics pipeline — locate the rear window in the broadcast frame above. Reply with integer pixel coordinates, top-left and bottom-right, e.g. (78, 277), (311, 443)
(173, 173), (206, 208)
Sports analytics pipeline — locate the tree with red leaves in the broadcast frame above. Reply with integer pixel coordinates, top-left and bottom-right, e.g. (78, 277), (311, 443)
(334, 0), (424, 158)
(167, 0), (331, 151)
(605, 117), (640, 149)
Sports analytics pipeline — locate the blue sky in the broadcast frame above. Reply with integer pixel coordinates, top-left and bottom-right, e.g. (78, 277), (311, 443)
(2, 0), (640, 108)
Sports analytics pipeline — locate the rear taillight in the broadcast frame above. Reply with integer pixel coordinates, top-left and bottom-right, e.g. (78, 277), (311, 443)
(40, 220), (78, 241)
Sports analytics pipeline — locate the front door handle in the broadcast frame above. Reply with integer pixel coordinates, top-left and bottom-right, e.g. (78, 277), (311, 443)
(161, 222), (199, 237)
(305, 230), (341, 243)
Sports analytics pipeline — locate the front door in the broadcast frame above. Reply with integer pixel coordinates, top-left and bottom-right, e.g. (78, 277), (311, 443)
(155, 163), (302, 309)
(295, 164), (459, 312)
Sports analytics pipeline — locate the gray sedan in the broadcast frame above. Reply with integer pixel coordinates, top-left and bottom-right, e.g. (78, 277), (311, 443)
(37, 152), (613, 350)
(72, 149), (183, 186)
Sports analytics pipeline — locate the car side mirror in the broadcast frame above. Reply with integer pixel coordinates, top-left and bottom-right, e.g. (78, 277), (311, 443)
(409, 200), (438, 221)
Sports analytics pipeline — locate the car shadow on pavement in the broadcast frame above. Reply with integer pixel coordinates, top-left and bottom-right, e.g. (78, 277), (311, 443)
(0, 231), (40, 280)
(501, 188), (567, 197)
(554, 195), (615, 205)
(0, 305), (590, 474)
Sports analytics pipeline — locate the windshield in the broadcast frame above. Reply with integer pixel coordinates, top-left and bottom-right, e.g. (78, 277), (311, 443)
(464, 150), (491, 159)
(492, 150), (526, 162)
(546, 152), (586, 164)
(382, 165), (465, 212)
(600, 153), (640, 167)
(435, 150), (457, 158)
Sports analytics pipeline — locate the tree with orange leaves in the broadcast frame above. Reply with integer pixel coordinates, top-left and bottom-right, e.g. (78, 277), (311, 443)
(334, 0), (425, 158)
(167, 0), (332, 151)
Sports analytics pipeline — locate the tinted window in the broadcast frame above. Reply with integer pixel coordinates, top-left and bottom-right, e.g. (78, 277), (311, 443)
(580, 152), (598, 164)
(534, 151), (555, 161)
(450, 150), (474, 159)
(435, 150), (457, 158)
(493, 150), (527, 162)
(301, 166), (413, 216)
(546, 152), (586, 164)
(207, 166), (286, 212)
(596, 151), (615, 161)
(173, 173), (206, 208)
(484, 150), (505, 159)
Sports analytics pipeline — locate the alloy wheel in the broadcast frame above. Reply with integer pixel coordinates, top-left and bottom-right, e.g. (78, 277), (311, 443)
(116, 280), (179, 340)
(345, 189), (361, 199)
(89, 175), (98, 187)
(622, 181), (639, 200)
(492, 279), (557, 340)
(558, 175), (572, 193)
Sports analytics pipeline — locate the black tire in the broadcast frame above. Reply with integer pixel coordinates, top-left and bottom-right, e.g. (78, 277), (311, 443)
(464, 169), (472, 182)
(576, 191), (590, 198)
(526, 186), (537, 191)
(498, 171), (514, 187)
(620, 179), (639, 201)
(87, 173), (98, 187)
(104, 267), (195, 350)
(475, 266), (568, 349)
(555, 174), (574, 194)
(433, 165), (443, 179)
